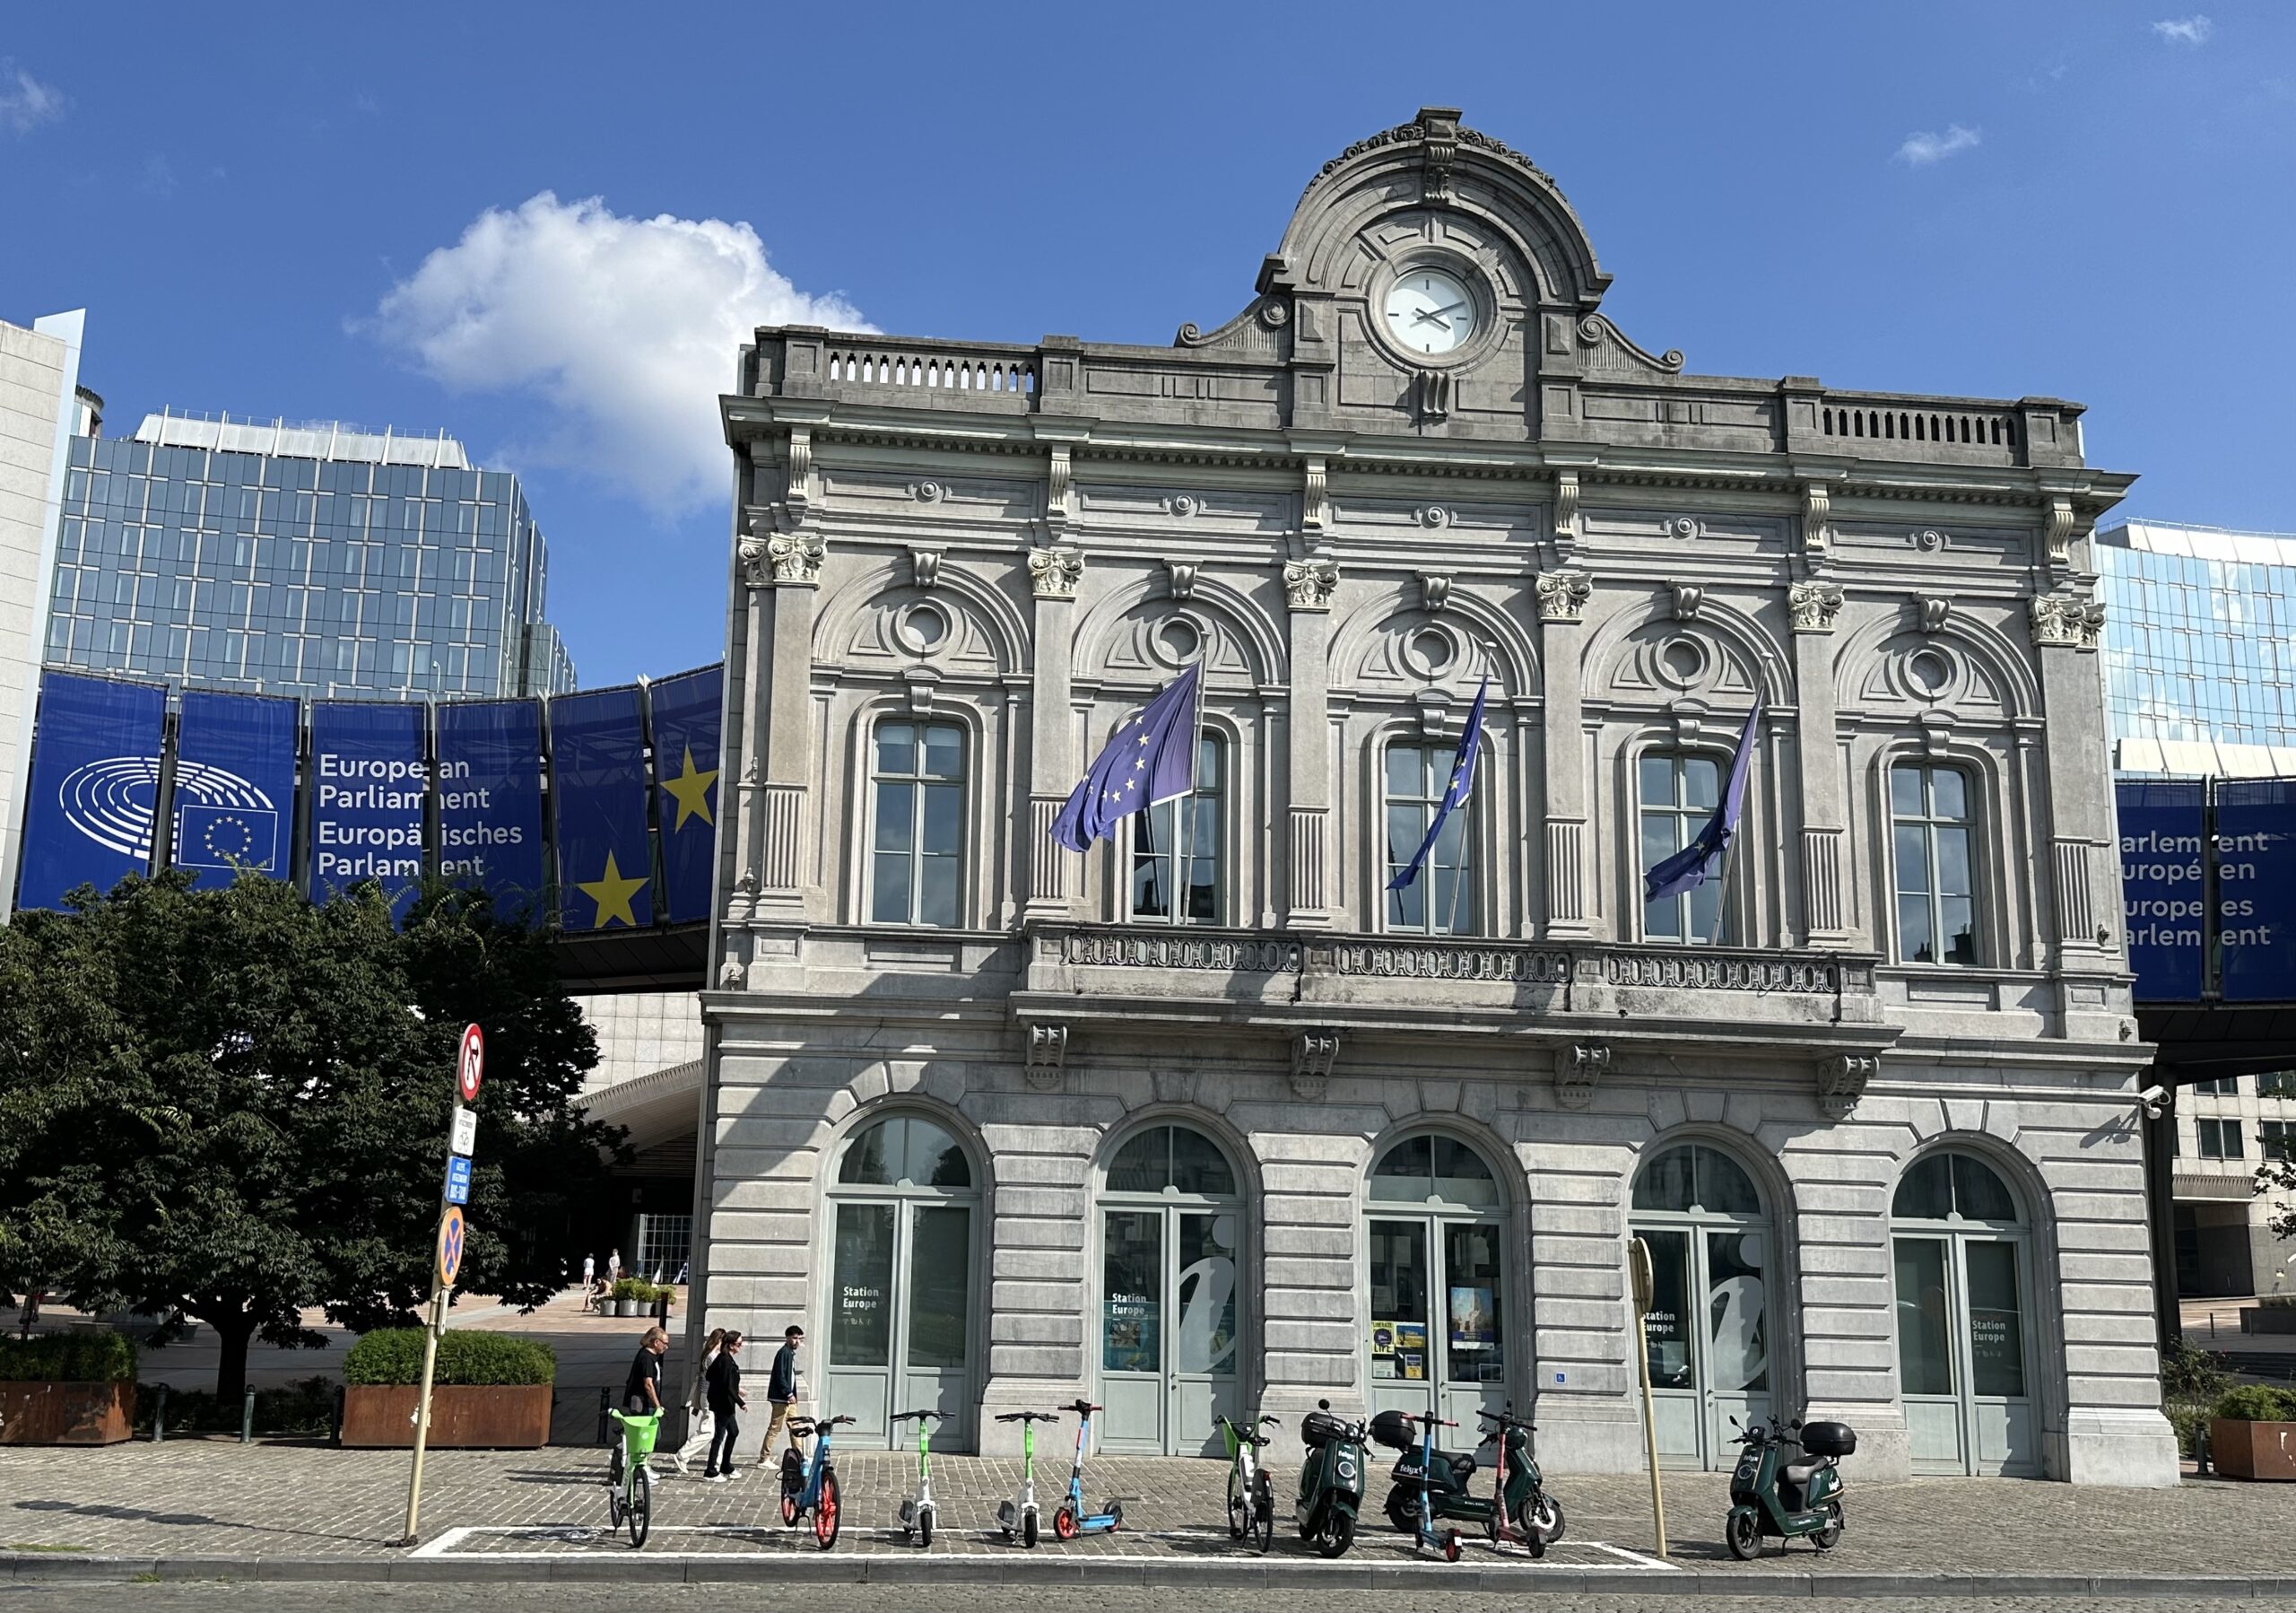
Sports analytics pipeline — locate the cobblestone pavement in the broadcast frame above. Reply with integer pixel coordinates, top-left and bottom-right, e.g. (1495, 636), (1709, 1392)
(4, 1439), (2296, 1582)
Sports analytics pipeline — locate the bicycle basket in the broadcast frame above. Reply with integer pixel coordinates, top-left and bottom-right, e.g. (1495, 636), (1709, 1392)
(1219, 1418), (1242, 1460)
(617, 1411), (661, 1459)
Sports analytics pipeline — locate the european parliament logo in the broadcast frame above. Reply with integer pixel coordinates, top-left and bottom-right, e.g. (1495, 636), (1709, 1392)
(55, 754), (283, 873)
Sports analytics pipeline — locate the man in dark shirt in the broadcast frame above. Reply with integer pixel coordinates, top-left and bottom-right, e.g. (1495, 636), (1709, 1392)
(703, 1330), (746, 1480)
(756, 1324), (804, 1466)
(624, 1326), (669, 1413)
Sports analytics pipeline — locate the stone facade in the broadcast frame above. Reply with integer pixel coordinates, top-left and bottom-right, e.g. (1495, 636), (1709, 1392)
(694, 109), (2175, 1486)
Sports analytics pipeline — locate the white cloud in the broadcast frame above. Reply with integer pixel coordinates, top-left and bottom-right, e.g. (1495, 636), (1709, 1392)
(368, 192), (869, 512)
(0, 62), (65, 135)
(2152, 15), (2214, 45)
(1895, 124), (1983, 167)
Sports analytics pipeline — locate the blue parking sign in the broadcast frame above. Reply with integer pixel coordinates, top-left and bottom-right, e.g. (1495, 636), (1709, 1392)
(444, 1155), (472, 1207)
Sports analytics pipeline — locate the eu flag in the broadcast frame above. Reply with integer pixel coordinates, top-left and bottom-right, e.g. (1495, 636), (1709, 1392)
(1051, 664), (1201, 852)
(1644, 704), (1761, 904)
(1387, 676), (1489, 892)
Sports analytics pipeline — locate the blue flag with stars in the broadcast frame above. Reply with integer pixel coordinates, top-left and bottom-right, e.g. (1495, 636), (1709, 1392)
(1051, 663), (1201, 852)
(1387, 676), (1489, 893)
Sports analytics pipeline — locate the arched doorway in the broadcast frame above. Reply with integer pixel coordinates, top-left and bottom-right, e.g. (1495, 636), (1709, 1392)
(1630, 1140), (1774, 1470)
(1364, 1132), (1510, 1430)
(1095, 1122), (1244, 1456)
(822, 1112), (980, 1450)
(1891, 1149), (2038, 1476)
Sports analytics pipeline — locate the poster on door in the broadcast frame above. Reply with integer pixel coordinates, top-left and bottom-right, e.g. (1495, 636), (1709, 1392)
(1395, 1321), (1427, 1381)
(1448, 1286), (1494, 1349)
(1104, 1292), (1158, 1373)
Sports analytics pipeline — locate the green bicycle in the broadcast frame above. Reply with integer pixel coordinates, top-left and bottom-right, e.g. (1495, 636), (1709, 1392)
(604, 1408), (661, 1548)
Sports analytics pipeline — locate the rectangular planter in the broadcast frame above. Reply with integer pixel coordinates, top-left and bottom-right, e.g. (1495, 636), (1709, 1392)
(2239, 1306), (2296, 1335)
(2210, 1418), (2296, 1481)
(340, 1383), (552, 1448)
(0, 1382), (135, 1445)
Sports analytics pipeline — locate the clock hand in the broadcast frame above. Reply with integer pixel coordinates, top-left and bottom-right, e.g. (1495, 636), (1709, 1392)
(1411, 309), (1451, 329)
(1426, 301), (1468, 318)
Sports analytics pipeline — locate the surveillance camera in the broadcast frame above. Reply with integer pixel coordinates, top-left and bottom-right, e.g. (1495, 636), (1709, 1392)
(2136, 1084), (2168, 1120)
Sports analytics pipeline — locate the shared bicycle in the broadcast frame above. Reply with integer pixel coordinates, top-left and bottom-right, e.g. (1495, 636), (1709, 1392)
(604, 1408), (660, 1549)
(778, 1413), (857, 1549)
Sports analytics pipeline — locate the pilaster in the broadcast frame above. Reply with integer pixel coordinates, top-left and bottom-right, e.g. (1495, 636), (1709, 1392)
(2031, 588), (2115, 973)
(1023, 545), (1081, 920)
(1535, 569), (1592, 936)
(1283, 555), (1337, 927)
(1788, 579), (1848, 945)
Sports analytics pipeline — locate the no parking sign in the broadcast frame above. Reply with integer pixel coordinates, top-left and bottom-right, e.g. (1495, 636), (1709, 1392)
(436, 1204), (466, 1289)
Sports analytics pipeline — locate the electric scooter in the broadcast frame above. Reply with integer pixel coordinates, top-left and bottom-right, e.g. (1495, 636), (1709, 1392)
(1724, 1415), (1854, 1560)
(1294, 1399), (1369, 1559)
(1050, 1399), (1124, 1540)
(891, 1408), (944, 1548)
(1471, 1405), (1566, 1557)
(1370, 1408), (1464, 1562)
(993, 1409), (1063, 1547)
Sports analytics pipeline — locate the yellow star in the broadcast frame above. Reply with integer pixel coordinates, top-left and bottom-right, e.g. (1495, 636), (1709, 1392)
(578, 850), (648, 929)
(661, 745), (719, 831)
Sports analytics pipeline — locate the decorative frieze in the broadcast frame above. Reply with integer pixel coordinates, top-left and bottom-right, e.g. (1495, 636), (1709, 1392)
(2031, 591), (2106, 650)
(1817, 1053), (1879, 1120)
(1535, 569), (1592, 623)
(1283, 554), (1339, 611)
(1788, 580), (1844, 633)
(1291, 1029), (1342, 1100)
(1028, 545), (1083, 600)
(1554, 1042), (1611, 1110)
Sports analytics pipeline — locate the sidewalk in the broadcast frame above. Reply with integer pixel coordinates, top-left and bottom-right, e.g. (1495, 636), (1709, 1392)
(6, 1440), (2296, 1594)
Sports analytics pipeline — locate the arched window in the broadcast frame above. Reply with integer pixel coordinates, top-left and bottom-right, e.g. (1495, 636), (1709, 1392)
(1365, 1132), (1508, 1427)
(1385, 742), (1474, 935)
(824, 1112), (979, 1449)
(1631, 1141), (1773, 1471)
(1129, 735), (1223, 924)
(1639, 751), (1725, 943)
(1891, 762), (1979, 965)
(870, 719), (963, 926)
(1890, 1148), (2036, 1475)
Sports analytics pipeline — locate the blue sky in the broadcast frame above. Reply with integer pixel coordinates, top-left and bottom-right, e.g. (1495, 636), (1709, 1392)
(3, 3), (2290, 687)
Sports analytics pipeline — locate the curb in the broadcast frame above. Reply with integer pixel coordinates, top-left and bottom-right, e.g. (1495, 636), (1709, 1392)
(7, 1553), (2293, 1597)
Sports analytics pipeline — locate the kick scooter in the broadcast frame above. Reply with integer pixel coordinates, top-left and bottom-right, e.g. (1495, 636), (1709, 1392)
(1051, 1399), (1124, 1540)
(892, 1407), (944, 1548)
(995, 1409), (1064, 1547)
(1396, 1411), (1465, 1562)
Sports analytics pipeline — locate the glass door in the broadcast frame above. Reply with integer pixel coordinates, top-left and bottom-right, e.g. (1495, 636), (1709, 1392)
(827, 1203), (898, 1445)
(1100, 1206), (1240, 1455)
(1171, 1210), (1240, 1453)
(1630, 1144), (1773, 1470)
(1100, 1208), (1165, 1452)
(900, 1204), (972, 1448)
(1368, 1215), (1507, 1430)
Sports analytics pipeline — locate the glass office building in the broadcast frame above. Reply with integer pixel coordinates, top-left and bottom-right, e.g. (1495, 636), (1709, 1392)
(44, 411), (577, 700)
(2096, 519), (2296, 776)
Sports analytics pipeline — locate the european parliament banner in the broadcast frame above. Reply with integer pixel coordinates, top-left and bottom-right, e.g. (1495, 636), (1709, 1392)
(552, 684), (654, 931)
(2217, 779), (2296, 1002)
(648, 666), (722, 924)
(15, 670), (168, 911)
(2117, 779), (2206, 1003)
(436, 699), (547, 923)
(171, 690), (298, 889)
(309, 702), (428, 921)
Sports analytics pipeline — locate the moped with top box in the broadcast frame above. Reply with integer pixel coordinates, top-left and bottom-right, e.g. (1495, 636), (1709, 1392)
(1293, 1399), (1368, 1558)
(1373, 1405), (1563, 1553)
(1725, 1415), (1853, 1559)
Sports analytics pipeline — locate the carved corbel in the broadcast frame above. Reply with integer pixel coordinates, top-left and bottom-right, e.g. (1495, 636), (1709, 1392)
(1043, 446), (1075, 539)
(1554, 1042), (1612, 1111)
(1417, 105), (1460, 202)
(1915, 595), (1952, 635)
(1817, 1053), (1879, 1120)
(1412, 370), (1452, 424)
(1291, 1028), (1342, 1100)
(1788, 580), (1844, 634)
(2043, 496), (2083, 569)
(911, 548), (944, 590)
(1670, 583), (1705, 621)
(1552, 470), (1581, 549)
(1800, 481), (1832, 565)
(1028, 545), (1083, 600)
(1283, 554), (1339, 612)
(1301, 456), (1329, 534)
(779, 426), (814, 529)
(1420, 572), (1452, 613)
(1166, 560), (1200, 601)
(1535, 569), (1592, 624)
(1024, 1022), (1070, 1091)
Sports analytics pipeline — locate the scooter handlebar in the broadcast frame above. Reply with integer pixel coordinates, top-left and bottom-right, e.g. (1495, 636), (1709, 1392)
(1065, 1399), (1104, 1416)
(891, 1408), (944, 1422)
(996, 1410), (1065, 1423)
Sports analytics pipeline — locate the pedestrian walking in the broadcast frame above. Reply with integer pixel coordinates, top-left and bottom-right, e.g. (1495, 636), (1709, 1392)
(672, 1327), (726, 1476)
(703, 1331), (747, 1481)
(756, 1324), (804, 1465)
(606, 1249), (622, 1286)
(583, 1251), (596, 1294)
(623, 1325), (670, 1414)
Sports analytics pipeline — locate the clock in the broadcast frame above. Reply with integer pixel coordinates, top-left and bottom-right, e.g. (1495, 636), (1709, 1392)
(1383, 267), (1477, 357)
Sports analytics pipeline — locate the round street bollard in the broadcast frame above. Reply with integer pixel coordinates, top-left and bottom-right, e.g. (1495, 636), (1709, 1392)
(150, 1382), (168, 1443)
(241, 1384), (256, 1443)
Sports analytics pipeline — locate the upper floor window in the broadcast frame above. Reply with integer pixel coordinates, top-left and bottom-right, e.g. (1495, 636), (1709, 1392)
(1129, 735), (1222, 924)
(1891, 763), (1979, 966)
(2259, 1071), (2296, 1100)
(1385, 741), (1474, 935)
(1639, 752), (1725, 944)
(2192, 1077), (2240, 1097)
(870, 719), (963, 927)
(2197, 1118), (2243, 1161)
(2261, 1120), (2293, 1162)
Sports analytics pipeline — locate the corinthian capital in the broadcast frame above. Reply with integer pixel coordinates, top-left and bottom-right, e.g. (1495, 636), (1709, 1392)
(1535, 568), (1592, 623)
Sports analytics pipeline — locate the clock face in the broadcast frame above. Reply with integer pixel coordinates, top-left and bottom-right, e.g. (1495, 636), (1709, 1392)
(1384, 268), (1477, 357)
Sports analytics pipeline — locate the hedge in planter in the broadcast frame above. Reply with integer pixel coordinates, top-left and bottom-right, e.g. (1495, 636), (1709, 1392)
(0, 1333), (138, 1445)
(340, 1330), (555, 1448)
(344, 1329), (554, 1386)
(2210, 1385), (2296, 1482)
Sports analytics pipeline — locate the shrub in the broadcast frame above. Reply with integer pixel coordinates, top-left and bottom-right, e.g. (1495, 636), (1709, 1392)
(344, 1329), (555, 1387)
(0, 1331), (138, 1383)
(2161, 1338), (2232, 1400)
(2213, 1384), (2296, 1423)
(611, 1278), (656, 1303)
(135, 1375), (338, 1436)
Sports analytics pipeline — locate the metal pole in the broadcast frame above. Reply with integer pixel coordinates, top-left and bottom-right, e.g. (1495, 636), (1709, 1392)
(240, 1384), (256, 1443)
(1627, 1237), (1667, 1559)
(396, 1230), (449, 1546)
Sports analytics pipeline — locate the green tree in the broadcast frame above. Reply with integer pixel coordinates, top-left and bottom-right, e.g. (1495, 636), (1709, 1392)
(0, 872), (623, 1399)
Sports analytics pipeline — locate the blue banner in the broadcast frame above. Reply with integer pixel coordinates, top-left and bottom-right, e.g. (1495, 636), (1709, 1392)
(15, 670), (168, 911)
(435, 699), (547, 924)
(2216, 780), (2296, 1003)
(2117, 780), (2207, 1003)
(309, 702), (429, 920)
(171, 690), (298, 890)
(552, 684), (654, 931)
(648, 667), (722, 925)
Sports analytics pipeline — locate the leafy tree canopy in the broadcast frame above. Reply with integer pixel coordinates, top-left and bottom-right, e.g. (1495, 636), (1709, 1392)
(0, 872), (625, 1398)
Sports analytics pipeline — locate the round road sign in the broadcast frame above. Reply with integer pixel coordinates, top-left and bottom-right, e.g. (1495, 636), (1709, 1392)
(457, 1024), (484, 1103)
(437, 1205), (466, 1289)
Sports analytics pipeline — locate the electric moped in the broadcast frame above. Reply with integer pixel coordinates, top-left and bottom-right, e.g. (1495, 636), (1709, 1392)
(1216, 1412), (1278, 1554)
(1050, 1399), (1124, 1540)
(1294, 1399), (1368, 1559)
(1370, 1408), (1464, 1563)
(891, 1407), (944, 1548)
(1724, 1415), (1854, 1560)
(777, 1413), (857, 1550)
(993, 1408), (1063, 1547)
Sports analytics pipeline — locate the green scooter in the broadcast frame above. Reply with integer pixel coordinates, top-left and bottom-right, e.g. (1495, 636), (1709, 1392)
(1724, 1416), (1853, 1559)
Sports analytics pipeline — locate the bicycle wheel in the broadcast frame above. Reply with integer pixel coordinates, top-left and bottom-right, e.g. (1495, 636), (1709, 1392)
(1249, 1471), (1274, 1556)
(605, 1444), (624, 1528)
(1226, 1464), (1246, 1539)
(627, 1466), (651, 1550)
(814, 1470), (842, 1549)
